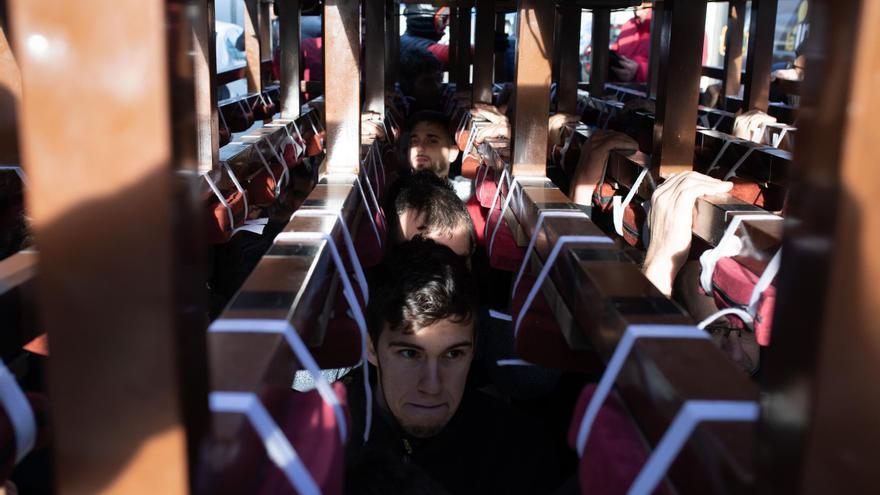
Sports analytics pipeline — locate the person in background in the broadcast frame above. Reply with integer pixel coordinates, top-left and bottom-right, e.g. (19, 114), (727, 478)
(609, 3), (653, 83)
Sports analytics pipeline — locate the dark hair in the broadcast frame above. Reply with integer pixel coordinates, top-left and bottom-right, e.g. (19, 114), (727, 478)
(399, 47), (441, 92)
(366, 237), (476, 344)
(386, 172), (476, 256)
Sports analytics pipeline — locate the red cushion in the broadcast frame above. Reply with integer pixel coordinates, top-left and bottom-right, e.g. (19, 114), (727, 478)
(592, 182), (645, 248)
(486, 207), (525, 273)
(306, 131), (325, 157)
(223, 102), (254, 133)
(510, 272), (599, 373)
(466, 196), (489, 246)
(456, 128), (471, 152)
(310, 285), (365, 369)
(710, 257), (776, 346)
(204, 190), (246, 244)
(247, 161), (287, 207)
(567, 385), (670, 495)
(461, 154), (482, 180)
(474, 165), (500, 209)
(257, 384), (348, 495)
(251, 97), (277, 121)
(354, 208), (386, 269)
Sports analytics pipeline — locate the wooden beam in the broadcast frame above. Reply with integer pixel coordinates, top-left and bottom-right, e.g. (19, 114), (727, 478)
(589, 9), (609, 97)
(757, 0), (880, 492)
(194, 0), (219, 173)
(364, 0), (386, 114)
(278, 0), (301, 118)
(385, 0), (400, 93)
(454, 5), (472, 89)
(472, 0), (494, 104)
(651, 0), (706, 177)
(647, 1), (664, 99)
(9, 0), (208, 492)
(556, 4), (581, 114)
(511, 0), (554, 176)
(494, 13), (507, 83)
(244, 0), (262, 92)
(0, 16), (21, 163)
(323, 0), (361, 175)
(721, 0), (746, 101)
(742, 0), (778, 112)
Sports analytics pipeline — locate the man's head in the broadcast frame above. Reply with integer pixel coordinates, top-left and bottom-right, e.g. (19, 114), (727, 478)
(402, 111), (459, 178)
(399, 48), (443, 111)
(366, 238), (477, 438)
(388, 171), (476, 257)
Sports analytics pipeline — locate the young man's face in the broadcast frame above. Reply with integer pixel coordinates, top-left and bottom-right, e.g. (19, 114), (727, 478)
(408, 121), (459, 178)
(369, 317), (475, 439)
(397, 209), (471, 257)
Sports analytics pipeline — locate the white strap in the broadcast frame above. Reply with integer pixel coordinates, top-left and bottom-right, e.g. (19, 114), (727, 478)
(209, 317), (349, 444)
(511, 210), (590, 297)
(209, 391), (322, 495)
(221, 161), (248, 225)
(474, 164), (490, 204)
(288, 210), (369, 304)
(254, 144), (281, 197)
(612, 166), (649, 237)
(462, 120), (479, 158)
(488, 309), (512, 321)
(0, 360), (37, 463)
(514, 234), (613, 339)
(272, 230), (373, 442)
(628, 400), (759, 495)
(722, 146), (760, 180)
(771, 127), (790, 149)
(706, 139), (734, 175)
(330, 173), (383, 249)
(574, 324), (709, 457)
(0, 166), (29, 188)
(748, 248), (782, 314)
(488, 175), (550, 256)
(496, 359), (535, 367)
(696, 308), (754, 330)
(204, 174), (235, 231)
(264, 137), (290, 189)
(699, 114), (710, 128)
(484, 167), (510, 238)
(699, 214), (780, 294)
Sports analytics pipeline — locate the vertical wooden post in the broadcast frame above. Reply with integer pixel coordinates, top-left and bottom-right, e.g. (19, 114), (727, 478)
(385, 0), (399, 94)
(472, 0), (494, 104)
(494, 13), (507, 83)
(651, 0), (706, 177)
(454, 5), (472, 89)
(194, 0), (219, 173)
(556, 4), (581, 115)
(9, 0), (208, 492)
(364, 0), (386, 114)
(511, 0), (554, 176)
(757, 0), (880, 493)
(244, 0), (262, 92)
(323, 0), (360, 175)
(259, 0), (271, 70)
(647, 1), (664, 99)
(589, 9), (609, 97)
(278, 0), (301, 118)
(0, 16), (21, 163)
(721, 0), (746, 102)
(742, 0), (778, 112)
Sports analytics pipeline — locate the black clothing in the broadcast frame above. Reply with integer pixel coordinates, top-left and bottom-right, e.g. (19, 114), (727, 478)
(345, 366), (560, 495)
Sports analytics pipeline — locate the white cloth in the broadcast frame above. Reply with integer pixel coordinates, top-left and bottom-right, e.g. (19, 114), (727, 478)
(449, 176), (474, 202)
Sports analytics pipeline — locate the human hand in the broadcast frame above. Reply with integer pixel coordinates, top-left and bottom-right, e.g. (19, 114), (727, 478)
(471, 103), (511, 143)
(642, 171), (733, 296)
(548, 113), (580, 150)
(611, 55), (639, 82)
(569, 130), (638, 205)
(733, 109), (777, 143)
(361, 111), (386, 142)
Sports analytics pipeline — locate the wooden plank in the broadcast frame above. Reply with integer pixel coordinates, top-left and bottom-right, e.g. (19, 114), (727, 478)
(511, 0), (554, 176)
(364, 0), (386, 114)
(494, 13), (507, 82)
(278, 0), (301, 118)
(323, 0), (361, 175)
(757, 0), (880, 492)
(721, 0), (746, 101)
(9, 0), (207, 492)
(0, 15), (21, 163)
(194, 0), (219, 173)
(473, 0), (494, 104)
(454, 5), (472, 88)
(742, 0), (777, 112)
(556, 4), (581, 114)
(385, 0), (400, 93)
(651, 0), (706, 177)
(589, 9), (609, 97)
(244, 0), (263, 92)
(647, 1), (663, 99)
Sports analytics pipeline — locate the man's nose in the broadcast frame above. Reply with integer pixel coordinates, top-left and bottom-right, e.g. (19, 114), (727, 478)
(417, 360), (442, 395)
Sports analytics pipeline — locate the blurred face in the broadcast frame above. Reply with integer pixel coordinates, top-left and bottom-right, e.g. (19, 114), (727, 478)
(408, 121), (459, 178)
(369, 318), (475, 439)
(397, 209), (471, 257)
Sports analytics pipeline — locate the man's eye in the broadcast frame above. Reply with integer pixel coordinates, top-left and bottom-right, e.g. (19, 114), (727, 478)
(445, 349), (466, 360)
(398, 349), (419, 359)
(428, 138), (440, 144)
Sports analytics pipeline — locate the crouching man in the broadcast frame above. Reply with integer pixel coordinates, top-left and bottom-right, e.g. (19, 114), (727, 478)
(345, 238), (558, 494)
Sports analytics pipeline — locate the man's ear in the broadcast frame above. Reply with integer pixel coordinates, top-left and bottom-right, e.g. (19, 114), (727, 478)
(446, 143), (460, 163)
(367, 335), (379, 366)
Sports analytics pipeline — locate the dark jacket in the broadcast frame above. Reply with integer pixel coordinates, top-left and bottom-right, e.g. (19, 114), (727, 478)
(344, 366), (560, 495)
